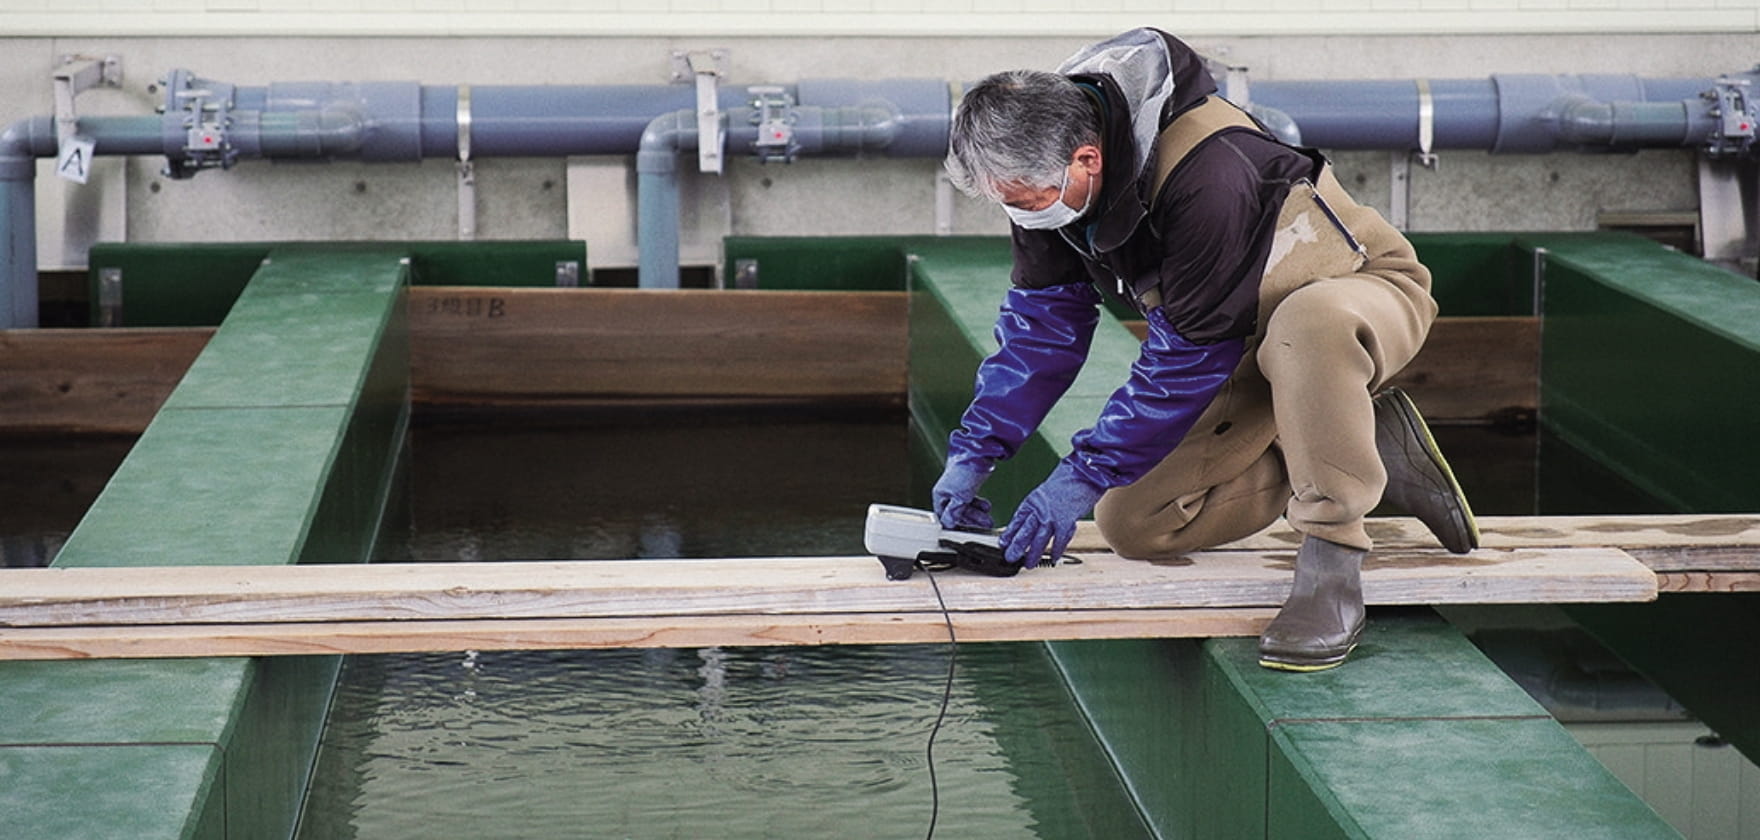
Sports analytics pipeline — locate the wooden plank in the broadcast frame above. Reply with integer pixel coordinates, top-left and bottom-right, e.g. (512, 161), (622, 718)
(0, 545), (1656, 631)
(1072, 514), (1760, 575)
(1121, 316), (1537, 423)
(408, 287), (907, 407)
(0, 327), (211, 435)
(0, 608), (1282, 660)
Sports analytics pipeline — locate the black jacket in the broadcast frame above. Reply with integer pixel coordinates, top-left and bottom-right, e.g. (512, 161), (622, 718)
(1010, 29), (1325, 345)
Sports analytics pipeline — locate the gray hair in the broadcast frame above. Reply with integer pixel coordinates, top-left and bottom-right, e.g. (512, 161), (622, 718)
(945, 70), (1102, 202)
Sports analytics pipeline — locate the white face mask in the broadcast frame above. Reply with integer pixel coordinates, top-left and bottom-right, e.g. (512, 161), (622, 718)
(1003, 166), (1094, 230)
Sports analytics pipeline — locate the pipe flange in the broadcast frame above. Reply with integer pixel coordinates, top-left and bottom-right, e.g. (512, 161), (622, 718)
(161, 69), (239, 179)
(1705, 76), (1756, 158)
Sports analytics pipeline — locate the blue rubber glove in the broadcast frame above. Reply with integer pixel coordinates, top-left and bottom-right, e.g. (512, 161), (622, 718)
(931, 457), (995, 531)
(946, 284), (1101, 467)
(1000, 461), (1106, 568)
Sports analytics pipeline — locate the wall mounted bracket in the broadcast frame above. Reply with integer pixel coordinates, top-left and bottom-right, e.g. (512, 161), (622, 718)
(670, 49), (728, 175)
(50, 54), (121, 184)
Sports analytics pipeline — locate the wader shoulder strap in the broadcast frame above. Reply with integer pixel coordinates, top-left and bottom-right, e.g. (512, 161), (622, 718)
(1150, 96), (1261, 201)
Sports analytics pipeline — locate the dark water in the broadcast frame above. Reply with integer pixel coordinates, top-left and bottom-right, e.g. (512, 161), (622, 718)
(295, 418), (1153, 840)
(0, 436), (134, 568)
(1426, 424), (1666, 517)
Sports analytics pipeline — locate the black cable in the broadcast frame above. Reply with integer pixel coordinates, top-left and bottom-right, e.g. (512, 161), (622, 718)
(921, 566), (957, 840)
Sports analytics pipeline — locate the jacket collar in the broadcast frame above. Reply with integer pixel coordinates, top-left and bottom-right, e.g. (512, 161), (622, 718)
(1065, 34), (1219, 253)
(1068, 73), (1154, 254)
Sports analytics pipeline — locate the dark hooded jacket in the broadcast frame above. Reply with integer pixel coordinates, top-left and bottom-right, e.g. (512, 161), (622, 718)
(1012, 28), (1324, 342)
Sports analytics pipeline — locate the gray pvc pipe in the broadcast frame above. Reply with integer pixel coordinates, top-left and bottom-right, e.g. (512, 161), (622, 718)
(0, 77), (952, 323)
(1, 120), (33, 327)
(0, 69), (1749, 325)
(637, 110), (692, 290)
(1250, 73), (1731, 152)
(0, 169), (36, 329)
(634, 101), (917, 288)
(1251, 79), (1503, 150)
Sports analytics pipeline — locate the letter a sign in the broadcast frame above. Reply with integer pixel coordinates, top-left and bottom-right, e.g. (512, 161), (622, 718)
(56, 134), (95, 185)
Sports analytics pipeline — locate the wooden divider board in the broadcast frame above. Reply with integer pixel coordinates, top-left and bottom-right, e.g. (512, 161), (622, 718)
(407, 287), (908, 406)
(0, 327), (212, 435)
(0, 288), (908, 434)
(3, 298), (1525, 434)
(1123, 316), (1538, 423)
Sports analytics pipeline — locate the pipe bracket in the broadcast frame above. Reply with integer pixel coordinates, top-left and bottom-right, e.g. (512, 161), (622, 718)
(51, 55), (120, 185)
(51, 54), (121, 144)
(456, 85), (475, 239)
(456, 84), (472, 163)
(672, 49), (728, 175)
(1415, 78), (1438, 169)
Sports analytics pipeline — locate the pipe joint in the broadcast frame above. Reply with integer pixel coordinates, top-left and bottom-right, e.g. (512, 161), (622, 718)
(637, 110), (694, 174)
(795, 78), (950, 157)
(246, 107), (368, 159)
(256, 80), (422, 160)
(1552, 96), (1696, 148)
(0, 117), (49, 181)
(795, 103), (901, 155)
(1246, 104), (1302, 146)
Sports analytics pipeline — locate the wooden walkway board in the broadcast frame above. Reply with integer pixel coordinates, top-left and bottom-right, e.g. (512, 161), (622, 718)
(0, 609), (1282, 661)
(1072, 514), (1760, 571)
(5, 513), (1744, 660)
(0, 546), (1655, 631)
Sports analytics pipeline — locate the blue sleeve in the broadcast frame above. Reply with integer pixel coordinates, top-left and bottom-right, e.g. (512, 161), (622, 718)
(1062, 307), (1245, 489)
(946, 283), (1102, 466)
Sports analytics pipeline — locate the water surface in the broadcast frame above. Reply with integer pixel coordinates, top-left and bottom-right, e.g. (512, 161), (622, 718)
(297, 419), (1151, 840)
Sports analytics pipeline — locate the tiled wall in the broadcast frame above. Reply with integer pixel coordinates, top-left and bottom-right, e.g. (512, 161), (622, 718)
(0, 0), (1753, 35)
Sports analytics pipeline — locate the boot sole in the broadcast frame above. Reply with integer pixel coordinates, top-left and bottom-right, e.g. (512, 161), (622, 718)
(1258, 644), (1356, 672)
(1380, 388), (1480, 553)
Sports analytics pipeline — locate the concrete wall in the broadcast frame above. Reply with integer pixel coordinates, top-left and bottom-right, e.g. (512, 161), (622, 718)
(0, 2), (1753, 36)
(2, 27), (1754, 274)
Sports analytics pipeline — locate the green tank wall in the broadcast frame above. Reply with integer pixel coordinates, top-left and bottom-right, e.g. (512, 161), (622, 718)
(726, 232), (1543, 316)
(0, 247), (412, 839)
(86, 240), (586, 327)
(1527, 231), (1760, 766)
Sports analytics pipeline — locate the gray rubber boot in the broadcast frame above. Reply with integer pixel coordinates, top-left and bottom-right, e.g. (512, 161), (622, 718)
(1373, 387), (1479, 554)
(1258, 535), (1367, 672)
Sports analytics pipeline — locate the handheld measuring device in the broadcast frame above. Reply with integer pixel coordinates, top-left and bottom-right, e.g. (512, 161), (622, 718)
(864, 503), (1036, 580)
